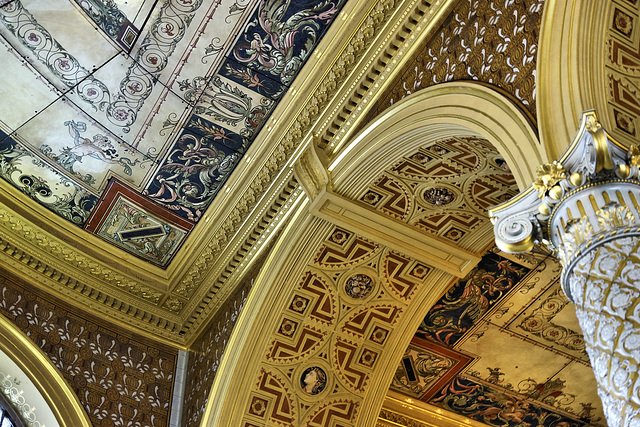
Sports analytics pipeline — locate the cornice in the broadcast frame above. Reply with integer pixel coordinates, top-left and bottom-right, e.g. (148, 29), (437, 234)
(378, 392), (489, 427)
(0, 0), (455, 344)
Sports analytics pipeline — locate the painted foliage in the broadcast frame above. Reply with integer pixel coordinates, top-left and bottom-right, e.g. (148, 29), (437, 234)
(231, 0), (345, 85)
(418, 252), (529, 346)
(391, 248), (606, 426)
(0, 130), (97, 225)
(431, 377), (589, 427)
(0, 0), (347, 264)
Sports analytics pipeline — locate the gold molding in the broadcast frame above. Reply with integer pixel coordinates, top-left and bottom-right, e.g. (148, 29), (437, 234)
(537, 0), (610, 160)
(309, 190), (480, 277)
(378, 392), (489, 427)
(0, 313), (91, 426)
(0, 0), (457, 345)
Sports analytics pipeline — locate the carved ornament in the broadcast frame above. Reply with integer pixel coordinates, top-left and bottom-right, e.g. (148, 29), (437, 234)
(489, 111), (640, 267)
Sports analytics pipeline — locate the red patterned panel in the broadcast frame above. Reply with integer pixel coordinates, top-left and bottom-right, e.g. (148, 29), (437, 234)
(391, 158), (433, 180)
(255, 369), (296, 425)
(610, 38), (640, 71)
(413, 211), (483, 237)
(334, 339), (377, 392)
(383, 251), (430, 301)
(297, 272), (336, 325)
(373, 176), (411, 219)
(467, 177), (514, 210)
(446, 138), (482, 171)
(313, 230), (380, 269)
(611, 77), (640, 116)
(307, 399), (359, 427)
(267, 325), (326, 362)
(341, 305), (402, 339)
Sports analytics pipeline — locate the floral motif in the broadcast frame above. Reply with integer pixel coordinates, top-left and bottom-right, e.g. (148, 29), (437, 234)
(533, 161), (566, 198)
(146, 132), (240, 222)
(419, 253), (528, 345)
(232, 0), (345, 85)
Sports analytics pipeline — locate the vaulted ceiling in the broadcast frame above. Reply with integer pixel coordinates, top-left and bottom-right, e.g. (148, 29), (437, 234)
(0, 0), (634, 425)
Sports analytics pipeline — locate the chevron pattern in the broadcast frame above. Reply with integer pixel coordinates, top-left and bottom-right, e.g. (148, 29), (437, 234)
(267, 325), (326, 362)
(412, 210), (484, 243)
(333, 338), (376, 392)
(313, 232), (380, 269)
(256, 369), (296, 425)
(298, 273), (337, 324)
(383, 251), (430, 301)
(371, 175), (411, 219)
(341, 305), (402, 338)
(306, 400), (359, 427)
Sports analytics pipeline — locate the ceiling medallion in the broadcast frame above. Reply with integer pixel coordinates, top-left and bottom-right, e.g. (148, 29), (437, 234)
(300, 366), (327, 396)
(423, 187), (456, 206)
(345, 274), (374, 299)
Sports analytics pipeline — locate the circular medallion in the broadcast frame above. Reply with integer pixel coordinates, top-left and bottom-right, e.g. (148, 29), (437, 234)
(423, 187), (456, 206)
(300, 366), (327, 395)
(345, 274), (373, 299)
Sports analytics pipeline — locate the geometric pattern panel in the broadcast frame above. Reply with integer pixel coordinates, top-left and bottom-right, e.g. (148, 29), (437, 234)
(607, 1), (640, 145)
(359, 136), (518, 251)
(243, 226), (450, 426)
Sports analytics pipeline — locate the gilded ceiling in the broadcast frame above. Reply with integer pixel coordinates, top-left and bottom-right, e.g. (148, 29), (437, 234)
(0, 0), (620, 425)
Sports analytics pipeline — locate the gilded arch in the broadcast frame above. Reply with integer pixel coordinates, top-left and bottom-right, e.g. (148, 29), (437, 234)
(201, 82), (539, 426)
(0, 314), (91, 426)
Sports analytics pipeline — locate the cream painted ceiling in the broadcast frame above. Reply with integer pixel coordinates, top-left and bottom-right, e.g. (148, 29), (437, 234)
(0, 0), (344, 267)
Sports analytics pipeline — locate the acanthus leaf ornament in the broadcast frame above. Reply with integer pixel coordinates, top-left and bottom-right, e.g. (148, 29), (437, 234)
(533, 161), (566, 199)
(491, 111), (640, 427)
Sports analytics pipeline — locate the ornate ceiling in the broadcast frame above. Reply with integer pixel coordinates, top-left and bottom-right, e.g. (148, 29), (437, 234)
(0, 0), (343, 267)
(0, 0), (623, 425)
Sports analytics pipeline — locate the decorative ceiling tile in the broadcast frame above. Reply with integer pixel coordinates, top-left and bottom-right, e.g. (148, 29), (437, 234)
(144, 127), (242, 222)
(0, 129), (98, 225)
(389, 337), (471, 401)
(0, 0), (348, 266)
(0, 37), (60, 132)
(0, 0), (120, 92)
(417, 251), (530, 347)
(84, 178), (194, 267)
(12, 96), (154, 192)
(227, 0), (346, 86)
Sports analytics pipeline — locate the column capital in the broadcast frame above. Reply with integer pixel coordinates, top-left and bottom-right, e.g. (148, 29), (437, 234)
(490, 110), (640, 263)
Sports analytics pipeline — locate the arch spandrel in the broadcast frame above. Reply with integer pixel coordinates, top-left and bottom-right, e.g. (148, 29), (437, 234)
(201, 82), (538, 427)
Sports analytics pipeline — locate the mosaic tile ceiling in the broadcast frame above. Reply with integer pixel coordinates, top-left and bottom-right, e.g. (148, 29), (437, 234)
(0, 0), (344, 267)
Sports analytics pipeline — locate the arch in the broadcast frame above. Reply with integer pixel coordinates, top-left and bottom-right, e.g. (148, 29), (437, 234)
(537, 0), (610, 159)
(330, 81), (543, 192)
(201, 82), (539, 426)
(0, 314), (91, 427)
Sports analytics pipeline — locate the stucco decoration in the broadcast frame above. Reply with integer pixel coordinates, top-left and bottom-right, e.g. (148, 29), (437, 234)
(490, 110), (640, 425)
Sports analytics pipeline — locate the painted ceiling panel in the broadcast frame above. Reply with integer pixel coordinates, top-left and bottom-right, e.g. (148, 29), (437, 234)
(0, 0), (346, 266)
(392, 250), (606, 426)
(11, 96), (155, 192)
(0, 128), (98, 225)
(0, 0), (120, 92)
(0, 36), (60, 131)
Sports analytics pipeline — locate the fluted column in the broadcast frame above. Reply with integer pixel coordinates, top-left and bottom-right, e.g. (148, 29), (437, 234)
(490, 111), (640, 426)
